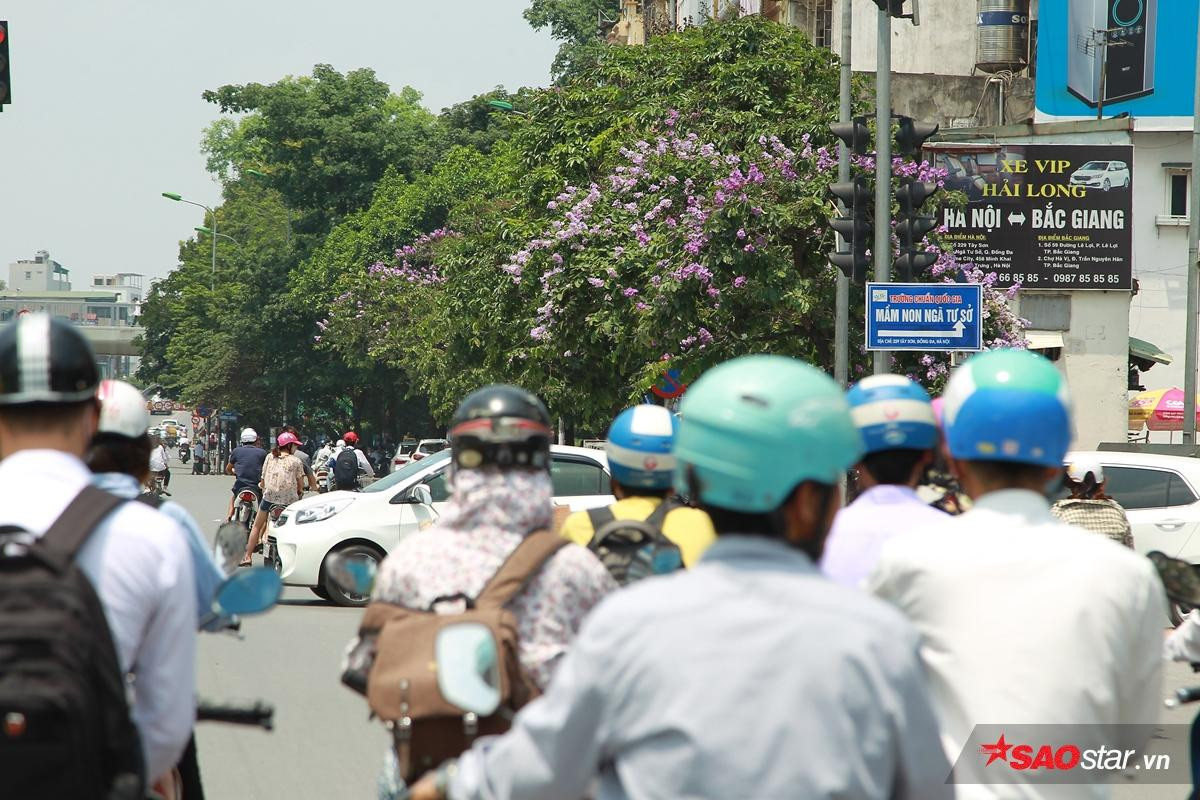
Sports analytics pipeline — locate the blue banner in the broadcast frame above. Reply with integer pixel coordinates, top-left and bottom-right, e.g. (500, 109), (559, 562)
(866, 283), (983, 352)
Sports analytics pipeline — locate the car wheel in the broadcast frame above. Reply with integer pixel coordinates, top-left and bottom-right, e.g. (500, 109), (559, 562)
(311, 585), (331, 601)
(1101, 179), (1110, 191)
(321, 543), (383, 607)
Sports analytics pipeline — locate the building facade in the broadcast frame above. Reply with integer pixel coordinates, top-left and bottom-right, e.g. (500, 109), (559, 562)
(8, 250), (71, 292)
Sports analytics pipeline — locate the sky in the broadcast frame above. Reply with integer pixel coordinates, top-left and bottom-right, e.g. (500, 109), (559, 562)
(0, 1), (558, 286)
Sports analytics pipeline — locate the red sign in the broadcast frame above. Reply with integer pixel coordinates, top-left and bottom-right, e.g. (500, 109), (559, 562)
(651, 370), (686, 400)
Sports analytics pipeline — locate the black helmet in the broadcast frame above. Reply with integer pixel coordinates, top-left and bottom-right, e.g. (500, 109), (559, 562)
(449, 384), (552, 471)
(0, 314), (99, 406)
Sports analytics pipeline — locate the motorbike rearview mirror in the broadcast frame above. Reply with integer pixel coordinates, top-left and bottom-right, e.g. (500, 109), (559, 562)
(435, 623), (502, 716)
(215, 567), (282, 616)
(401, 483), (434, 506)
(326, 550), (378, 597)
(213, 521), (249, 576)
(1148, 550), (1200, 606)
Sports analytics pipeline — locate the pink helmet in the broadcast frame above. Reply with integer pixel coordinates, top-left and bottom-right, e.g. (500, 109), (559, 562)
(277, 432), (301, 448)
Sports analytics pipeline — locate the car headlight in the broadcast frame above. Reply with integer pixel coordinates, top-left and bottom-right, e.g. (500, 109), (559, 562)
(294, 498), (356, 524)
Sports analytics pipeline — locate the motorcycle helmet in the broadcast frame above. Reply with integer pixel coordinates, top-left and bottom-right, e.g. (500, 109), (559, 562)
(277, 431), (301, 448)
(449, 384), (552, 471)
(240, 427), (258, 443)
(674, 355), (861, 513)
(95, 380), (151, 439)
(336, 439), (345, 448)
(942, 348), (1071, 468)
(605, 405), (677, 490)
(343, 431), (359, 445)
(0, 314), (99, 406)
(846, 374), (938, 454)
(1066, 455), (1104, 484)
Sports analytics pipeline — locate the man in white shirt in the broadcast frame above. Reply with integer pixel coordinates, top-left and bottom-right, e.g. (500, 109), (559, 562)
(870, 349), (1165, 800)
(0, 315), (197, 790)
(822, 374), (948, 587)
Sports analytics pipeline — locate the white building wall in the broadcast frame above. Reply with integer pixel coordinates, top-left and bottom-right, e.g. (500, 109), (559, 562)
(830, 0), (980, 77)
(1127, 131), (1192, 395)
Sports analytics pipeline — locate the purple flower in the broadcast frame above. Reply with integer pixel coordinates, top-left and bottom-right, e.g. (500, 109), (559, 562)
(635, 302), (650, 311)
(614, 246), (625, 258)
(530, 325), (549, 341)
(733, 276), (747, 288)
(736, 228), (747, 240)
(697, 327), (713, 344)
(587, 277), (605, 288)
(551, 253), (563, 265)
(622, 287), (640, 298)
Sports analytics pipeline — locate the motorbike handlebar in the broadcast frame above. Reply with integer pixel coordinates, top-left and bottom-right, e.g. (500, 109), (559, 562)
(196, 700), (274, 730)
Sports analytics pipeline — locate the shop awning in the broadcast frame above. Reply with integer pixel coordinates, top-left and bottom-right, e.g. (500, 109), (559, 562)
(1129, 336), (1172, 365)
(1025, 330), (1064, 350)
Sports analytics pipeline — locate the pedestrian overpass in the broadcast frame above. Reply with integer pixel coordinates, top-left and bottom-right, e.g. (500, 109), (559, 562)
(79, 326), (143, 357)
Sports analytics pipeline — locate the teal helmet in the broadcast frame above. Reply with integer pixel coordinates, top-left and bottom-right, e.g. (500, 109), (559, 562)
(674, 355), (862, 513)
(942, 348), (1071, 468)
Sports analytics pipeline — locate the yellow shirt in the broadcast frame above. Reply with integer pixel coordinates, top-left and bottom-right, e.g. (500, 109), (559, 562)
(561, 497), (717, 567)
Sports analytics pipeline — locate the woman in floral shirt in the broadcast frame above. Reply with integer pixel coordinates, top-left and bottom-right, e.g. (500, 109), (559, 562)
(243, 431), (306, 565)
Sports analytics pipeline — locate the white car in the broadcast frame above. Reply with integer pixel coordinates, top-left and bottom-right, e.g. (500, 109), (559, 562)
(1068, 160), (1130, 191)
(270, 445), (615, 606)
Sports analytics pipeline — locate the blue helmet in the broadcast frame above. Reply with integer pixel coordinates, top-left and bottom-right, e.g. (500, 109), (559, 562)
(674, 355), (861, 513)
(846, 375), (938, 455)
(942, 348), (1071, 468)
(605, 405), (678, 490)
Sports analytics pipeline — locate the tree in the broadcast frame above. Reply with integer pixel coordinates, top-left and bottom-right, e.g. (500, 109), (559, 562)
(523, 0), (620, 79)
(201, 65), (440, 239)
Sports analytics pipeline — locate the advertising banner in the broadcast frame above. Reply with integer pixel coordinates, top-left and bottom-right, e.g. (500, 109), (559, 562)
(929, 143), (1133, 290)
(1035, 0), (1198, 127)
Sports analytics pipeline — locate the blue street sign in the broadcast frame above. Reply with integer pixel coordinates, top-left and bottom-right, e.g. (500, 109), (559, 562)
(865, 282), (983, 352)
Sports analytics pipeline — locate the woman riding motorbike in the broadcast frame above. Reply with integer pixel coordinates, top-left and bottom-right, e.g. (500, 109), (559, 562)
(243, 432), (306, 567)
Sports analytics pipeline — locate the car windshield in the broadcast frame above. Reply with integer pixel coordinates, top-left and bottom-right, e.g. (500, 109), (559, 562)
(364, 449), (451, 493)
(398, 442), (417, 454)
(418, 440), (448, 454)
(1079, 161), (1107, 171)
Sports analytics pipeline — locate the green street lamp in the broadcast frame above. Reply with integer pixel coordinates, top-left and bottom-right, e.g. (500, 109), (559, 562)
(162, 191), (217, 291)
(487, 99), (526, 116)
(194, 226), (240, 246)
(242, 168), (292, 247)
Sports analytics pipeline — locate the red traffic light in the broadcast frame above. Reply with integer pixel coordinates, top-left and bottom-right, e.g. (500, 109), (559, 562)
(0, 25), (7, 46)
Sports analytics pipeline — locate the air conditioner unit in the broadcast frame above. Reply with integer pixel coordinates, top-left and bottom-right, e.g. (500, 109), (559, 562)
(1067, 0), (1156, 107)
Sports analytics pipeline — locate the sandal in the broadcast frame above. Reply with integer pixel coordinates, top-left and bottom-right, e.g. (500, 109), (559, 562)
(238, 558), (253, 568)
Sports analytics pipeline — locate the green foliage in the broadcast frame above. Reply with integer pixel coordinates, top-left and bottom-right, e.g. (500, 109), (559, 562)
(523, 0), (621, 79)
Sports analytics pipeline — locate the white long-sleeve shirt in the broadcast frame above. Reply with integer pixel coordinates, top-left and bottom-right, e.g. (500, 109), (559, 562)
(870, 489), (1166, 800)
(0, 450), (196, 782)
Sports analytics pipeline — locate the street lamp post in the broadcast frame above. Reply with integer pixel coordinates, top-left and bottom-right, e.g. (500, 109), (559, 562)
(162, 192), (217, 291)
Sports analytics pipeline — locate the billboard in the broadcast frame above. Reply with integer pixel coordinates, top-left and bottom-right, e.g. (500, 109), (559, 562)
(1035, 0), (1198, 127)
(929, 143), (1133, 290)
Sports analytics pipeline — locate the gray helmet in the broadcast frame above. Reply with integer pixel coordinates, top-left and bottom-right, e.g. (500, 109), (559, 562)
(0, 314), (98, 406)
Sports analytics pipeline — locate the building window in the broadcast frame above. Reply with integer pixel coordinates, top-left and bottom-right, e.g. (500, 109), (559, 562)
(1169, 170), (1189, 217)
(24, 272), (31, 280)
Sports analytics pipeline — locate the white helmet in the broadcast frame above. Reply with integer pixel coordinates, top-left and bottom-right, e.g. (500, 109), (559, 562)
(96, 380), (151, 439)
(336, 439), (345, 448)
(240, 427), (258, 443)
(1066, 455), (1105, 484)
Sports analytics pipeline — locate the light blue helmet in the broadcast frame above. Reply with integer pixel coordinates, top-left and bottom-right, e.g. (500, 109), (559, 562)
(846, 374), (938, 455)
(674, 355), (862, 513)
(605, 405), (678, 490)
(943, 348), (1071, 468)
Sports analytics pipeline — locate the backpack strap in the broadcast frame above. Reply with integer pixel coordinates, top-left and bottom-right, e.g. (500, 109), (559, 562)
(587, 506), (616, 543)
(475, 530), (568, 609)
(642, 498), (676, 531)
(38, 486), (125, 565)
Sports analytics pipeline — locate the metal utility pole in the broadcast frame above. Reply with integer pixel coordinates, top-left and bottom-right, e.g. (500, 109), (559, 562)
(834, 0), (852, 387)
(873, 5), (892, 375)
(1183, 11), (1200, 444)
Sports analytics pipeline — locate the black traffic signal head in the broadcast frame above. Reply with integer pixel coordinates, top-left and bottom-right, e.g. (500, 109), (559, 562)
(828, 177), (872, 209)
(872, 0), (907, 16)
(895, 116), (939, 158)
(0, 22), (9, 106)
(827, 176), (873, 283)
(894, 250), (938, 282)
(830, 116), (871, 156)
(894, 178), (939, 214)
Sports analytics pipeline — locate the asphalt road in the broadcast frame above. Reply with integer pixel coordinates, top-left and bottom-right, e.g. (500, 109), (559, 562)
(166, 457), (1200, 798)
(168, 461), (381, 799)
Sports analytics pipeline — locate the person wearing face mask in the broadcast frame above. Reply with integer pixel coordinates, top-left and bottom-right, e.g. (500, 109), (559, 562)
(404, 356), (950, 800)
(357, 384), (616, 799)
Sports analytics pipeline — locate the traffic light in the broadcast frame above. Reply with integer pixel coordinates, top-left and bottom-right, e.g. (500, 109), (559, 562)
(893, 178), (939, 281)
(828, 177), (873, 283)
(0, 21), (9, 107)
(873, 0), (922, 21)
(895, 116), (939, 159)
(830, 115), (871, 156)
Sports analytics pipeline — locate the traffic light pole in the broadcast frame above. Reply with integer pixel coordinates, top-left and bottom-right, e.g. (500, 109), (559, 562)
(834, 0), (852, 387)
(873, 6), (892, 375)
(1183, 9), (1200, 444)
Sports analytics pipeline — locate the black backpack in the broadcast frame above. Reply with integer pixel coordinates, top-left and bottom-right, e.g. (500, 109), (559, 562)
(334, 448), (361, 490)
(586, 500), (684, 586)
(0, 486), (144, 800)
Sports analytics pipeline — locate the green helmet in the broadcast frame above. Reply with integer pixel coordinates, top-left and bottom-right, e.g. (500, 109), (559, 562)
(674, 355), (862, 513)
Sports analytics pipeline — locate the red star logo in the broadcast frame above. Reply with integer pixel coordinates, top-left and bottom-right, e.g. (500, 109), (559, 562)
(980, 734), (1011, 766)
(884, 406), (899, 420)
(644, 457), (658, 471)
